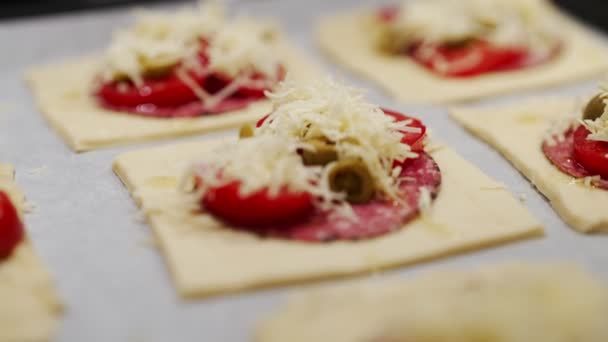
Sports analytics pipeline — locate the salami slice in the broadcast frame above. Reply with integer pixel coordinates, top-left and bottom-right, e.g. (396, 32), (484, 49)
(246, 152), (442, 242)
(542, 128), (608, 190)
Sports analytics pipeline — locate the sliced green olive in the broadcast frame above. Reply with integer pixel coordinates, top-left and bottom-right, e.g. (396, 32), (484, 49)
(239, 124), (255, 139)
(111, 71), (130, 82)
(376, 29), (406, 54)
(443, 37), (475, 48)
(328, 158), (375, 204)
(138, 54), (178, 78)
(583, 94), (607, 121)
(301, 139), (338, 166)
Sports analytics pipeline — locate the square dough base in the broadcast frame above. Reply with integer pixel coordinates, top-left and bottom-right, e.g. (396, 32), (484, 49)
(451, 99), (608, 233)
(256, 263), (608, 342)
(26, 37), (322, 152)
(113, 138), (543, 298)
(317, 5), (608, 104)
(0, 164), (61, 342)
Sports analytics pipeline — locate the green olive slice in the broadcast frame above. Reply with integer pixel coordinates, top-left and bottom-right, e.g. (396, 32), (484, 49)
(583, 94), (607, 121)
(301, 139), (338, 166)
(376, 29), (406, 54)
(138, 54), (177, 78)
(239, 124), (255, 139)
(328, 158), (375, 204)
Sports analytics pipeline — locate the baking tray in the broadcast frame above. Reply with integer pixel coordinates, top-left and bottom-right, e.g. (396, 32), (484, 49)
(1, 0), (607, 341)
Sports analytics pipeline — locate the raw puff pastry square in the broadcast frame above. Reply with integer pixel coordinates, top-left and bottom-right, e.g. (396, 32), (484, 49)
(256, 263), (608, 342)
(0, 164), (62, 342)
(451, 99), (608, 233)
(317, 4), (608, 104)
(26, 37), (321, 152)
(113, 138), (543, 298)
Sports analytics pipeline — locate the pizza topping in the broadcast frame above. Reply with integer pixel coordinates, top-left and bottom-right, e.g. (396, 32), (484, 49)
(374, 0), (560, 77)
(543, 103), (608, 188)
(190, 135), (326, 202)
(542, 126), (608, 190)
(100, 2), (224, 84)
(251, 152), (441, 242)
(257, 78), (420, 202)
(206, 18), (280, 81)
(96, 1), (283, 117)
(184, 79), (442, 241)
(0, 191), (24, 260)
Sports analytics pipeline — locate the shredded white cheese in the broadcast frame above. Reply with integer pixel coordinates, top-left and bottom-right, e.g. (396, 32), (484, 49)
(101, 1), (224, 85)
(186, 78), (423, 216)
(377, 0), (559, 56)
(258, 77), (419, 202)
(207, 17), (280, 81)
(417, 187), (432, 216)
(100, 0), (282, 107)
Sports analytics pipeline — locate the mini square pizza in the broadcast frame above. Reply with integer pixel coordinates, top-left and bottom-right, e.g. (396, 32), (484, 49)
(113, 79), (542, 298)
(451, 86), (608, 233)
(257, 263), (608, 342)
(0, 164), (62, 341)
(317, 0), (608, 103)
(26, 2), (320, 152)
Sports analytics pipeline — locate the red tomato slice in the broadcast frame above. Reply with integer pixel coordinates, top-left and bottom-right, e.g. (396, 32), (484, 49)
(410, 40), (529, 78)
(573, 125), (608, 179)
(97, 71), (203, 108)
(202, 182), (314, 227)
(0, 191), (24, 260)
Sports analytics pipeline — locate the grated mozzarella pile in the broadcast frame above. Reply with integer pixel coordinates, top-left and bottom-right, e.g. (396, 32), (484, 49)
(187, 78), (422, 215)
(189, 135), (343, 208)
(377, 0), (559, 56)
(582, 84), (608, 143)
(258, 78), (419, 201)
(100, 1), (281, 93)
(101, 1), (224, 85)
(207, 18), (280, 81)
